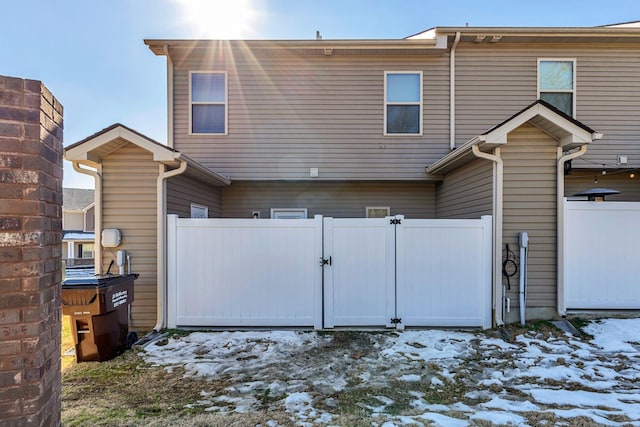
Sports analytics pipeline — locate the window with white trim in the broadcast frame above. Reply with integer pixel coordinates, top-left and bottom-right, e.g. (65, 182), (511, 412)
(190, 203), (208, 218)
(538, 59), (575, 117)
(190, 71), (227, 134)
(384, 71), (422, 135)
(366, 206), (390, 218)
(270, 208), (307, 219)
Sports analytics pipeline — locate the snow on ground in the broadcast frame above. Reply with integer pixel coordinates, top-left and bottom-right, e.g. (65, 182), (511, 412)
(143, 318), (640, 426)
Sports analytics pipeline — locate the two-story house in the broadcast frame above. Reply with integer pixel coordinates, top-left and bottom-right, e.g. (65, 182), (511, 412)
(65, 23), (640, 330)
(62, 188), (95, 267)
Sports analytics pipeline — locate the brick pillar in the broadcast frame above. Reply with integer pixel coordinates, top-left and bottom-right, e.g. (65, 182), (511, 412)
(0, 75), (63, 427)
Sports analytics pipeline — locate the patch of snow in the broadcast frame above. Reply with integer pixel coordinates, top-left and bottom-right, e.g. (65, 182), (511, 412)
(480, 396), (539, 412)
(284, 392), (315, 419)
(418, 412), (468, 427)
(398, 374), (421, 382)
(142, 317), (640, 425)
(470, 410), (527, 425)
(584, 318), (640, 353)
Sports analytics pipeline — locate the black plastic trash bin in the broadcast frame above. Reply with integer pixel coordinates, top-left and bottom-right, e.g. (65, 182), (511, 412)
(61, 274), (138, 362)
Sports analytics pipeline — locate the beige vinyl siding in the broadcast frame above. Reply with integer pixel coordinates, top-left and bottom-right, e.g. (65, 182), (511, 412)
(63, 211), (84, 231)
(85, 206), (95, 231)
(501, 124), (558, 310)
(565, 171), (640, 201)
(101, 143), (159, 329)
(167, 174), (222, 218)
(436, 158), (493, 219)
(169, 46), (450, 180)
(455, 42), (640, 170)
(221, 182), (436, 219)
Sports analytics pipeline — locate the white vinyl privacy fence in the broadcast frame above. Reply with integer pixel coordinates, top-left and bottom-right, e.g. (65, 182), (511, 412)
(167, 215), (492, 329)
(563, 201), (640, 310)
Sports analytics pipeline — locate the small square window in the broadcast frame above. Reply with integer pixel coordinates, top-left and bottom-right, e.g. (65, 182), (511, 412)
(270, 208), (307, 219)
(366, 207), (390, 218)
(190, 203), (208, 218)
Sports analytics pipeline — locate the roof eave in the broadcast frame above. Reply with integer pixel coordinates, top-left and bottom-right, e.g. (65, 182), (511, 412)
(427, 136), (491, 176)
(436, 26), (640, 36)
(144, 37), (448, 56)
(177, 153), (231, 187)
(427, 101), (601, 176)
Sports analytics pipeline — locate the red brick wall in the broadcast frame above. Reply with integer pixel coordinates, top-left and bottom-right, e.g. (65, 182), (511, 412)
(0, 75), (63, 427)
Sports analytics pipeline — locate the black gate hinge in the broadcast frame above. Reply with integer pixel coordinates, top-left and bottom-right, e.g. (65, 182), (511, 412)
(320, 256), (332, 266)
(390, 317), (402, 324)
(390, 218), (402, 225)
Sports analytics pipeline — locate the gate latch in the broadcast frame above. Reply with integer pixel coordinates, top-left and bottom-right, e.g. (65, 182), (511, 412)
(321, 256), (332, 266)
(390, 218), (402, 225)
(390, 317), (402, 324)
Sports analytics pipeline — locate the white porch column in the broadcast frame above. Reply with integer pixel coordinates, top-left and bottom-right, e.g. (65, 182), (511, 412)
(67, 241), (74, 259)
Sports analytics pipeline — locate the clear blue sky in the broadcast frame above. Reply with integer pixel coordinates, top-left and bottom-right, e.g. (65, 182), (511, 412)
(2, 0), (639, 188)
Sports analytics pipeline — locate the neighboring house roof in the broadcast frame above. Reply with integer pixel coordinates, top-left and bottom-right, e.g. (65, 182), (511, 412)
(63, 188), (94, 211)
(62, 232), (95, 241)
(601, 20), (640, 28)
(408, 24), (640, 43)
(427, 100), (603, 175)
(65, 123), (231, 187)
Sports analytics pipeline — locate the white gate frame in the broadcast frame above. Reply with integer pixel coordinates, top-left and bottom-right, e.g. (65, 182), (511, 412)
(167, 214), (493, 330)
(166, 214), (323, 329)
(322, 217), (396, 328)
(396, 215), (493, 329)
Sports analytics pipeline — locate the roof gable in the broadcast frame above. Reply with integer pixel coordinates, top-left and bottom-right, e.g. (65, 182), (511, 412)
(65, 123), (180, 166)
(428, 100), (602, 175)
(480, 100), (599, 149)
(65, 124), (231, 187)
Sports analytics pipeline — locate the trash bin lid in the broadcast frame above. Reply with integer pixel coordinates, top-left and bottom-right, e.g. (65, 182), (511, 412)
(62, 273), (139, 289)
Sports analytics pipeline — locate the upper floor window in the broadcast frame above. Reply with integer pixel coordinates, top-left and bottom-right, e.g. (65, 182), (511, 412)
(384, 71), (422, 135)
(538, 59), (575, 117)
(190, 71), (227, 134)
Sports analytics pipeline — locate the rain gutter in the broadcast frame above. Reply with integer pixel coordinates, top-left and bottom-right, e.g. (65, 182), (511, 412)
(556, 145), (588, 317)
(72, 162), (103, 274)
(164, 45), (174, 149)
(154, 160), (188, 332)
(471, 144), (504, 327)
(450, 32), (461, 151)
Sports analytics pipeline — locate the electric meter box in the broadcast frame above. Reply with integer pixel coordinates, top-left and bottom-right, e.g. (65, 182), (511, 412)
(102, 229), (121, 248)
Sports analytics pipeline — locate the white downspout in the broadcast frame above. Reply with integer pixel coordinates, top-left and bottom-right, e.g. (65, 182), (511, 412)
(154, 160), (187, 332)
(450, 32), (461, 151)
(73, 162), (103, 274)
(164, 44), (174, 149)
(472, 145), (504, 326)
(556, 145), (587, 317)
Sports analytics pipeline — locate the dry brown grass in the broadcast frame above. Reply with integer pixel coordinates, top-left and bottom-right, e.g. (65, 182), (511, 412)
(61, 315), (76, 372)
(61, 325), (636, 426)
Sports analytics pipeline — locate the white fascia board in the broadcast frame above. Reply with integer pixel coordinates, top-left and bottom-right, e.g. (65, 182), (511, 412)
(65, 125), (176, 163)
(426, 136), (482, 175)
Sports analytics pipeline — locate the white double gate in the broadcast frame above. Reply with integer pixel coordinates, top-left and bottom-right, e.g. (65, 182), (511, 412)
(167, 215), (492, 329)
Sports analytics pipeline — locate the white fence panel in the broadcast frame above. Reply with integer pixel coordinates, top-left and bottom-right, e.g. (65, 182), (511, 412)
(167, 215), (323, 328)
(396, 216), (493, 328)
(323, 218), (395, 328)
(564, 201), (640, 309)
